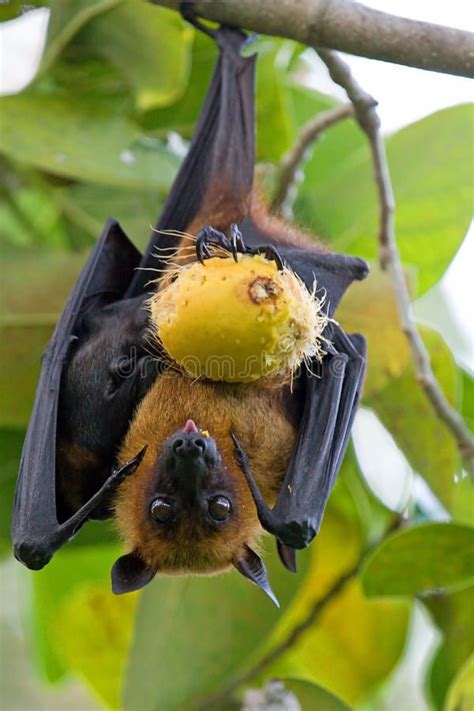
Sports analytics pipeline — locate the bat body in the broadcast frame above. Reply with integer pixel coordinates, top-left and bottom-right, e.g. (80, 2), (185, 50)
(12, 8), (368, 604)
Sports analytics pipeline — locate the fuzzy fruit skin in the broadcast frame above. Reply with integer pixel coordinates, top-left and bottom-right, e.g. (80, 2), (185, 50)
(149, 254), (322, 383)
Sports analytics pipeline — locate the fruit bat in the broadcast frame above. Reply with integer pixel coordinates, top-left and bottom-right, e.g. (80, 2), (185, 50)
(12, 5), (368, 605)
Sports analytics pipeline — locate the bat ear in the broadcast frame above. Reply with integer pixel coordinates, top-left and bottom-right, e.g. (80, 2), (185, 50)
(233, 545), (279, 607)
(111, 550), (156, 594)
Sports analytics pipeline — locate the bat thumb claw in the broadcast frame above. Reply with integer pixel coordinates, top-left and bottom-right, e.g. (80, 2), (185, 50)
(113, 445), (147, 483)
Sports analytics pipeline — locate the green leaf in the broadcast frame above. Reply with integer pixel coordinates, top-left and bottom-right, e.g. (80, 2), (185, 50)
(54, 182), (161, 250)
(268, 500), (409, 706)
(138, 28), (216, 135)
(290, 86), (365, 235)
(424, 586), (474, 711)
(0, 92), (179, 188)
(0, 183), (69, 249)
(78, 2), (192, 111)
(0, 251), (85, 427)
(32, 545), (121, 682)
(446, 655), (474, 711)
(0, 1), (23, 22)
(0, 429), (25, 556)
(461, 370), (474, 428)
(40, 0), (123, 73)
(362, 523), (474, 597)
(296, 105), (473, 294)
(55, 584), (138, 709)
(262, 469), (407, 705)
(278, 579), (409, 706)
(337, 264), (412, 397)
(255, 41), (296, 162)
(275, 678), (350, 711)
(368, 326), (462, 510)
(123, 542), (310, 711)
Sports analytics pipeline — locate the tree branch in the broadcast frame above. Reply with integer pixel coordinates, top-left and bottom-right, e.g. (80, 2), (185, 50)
(271, 102), (354, 214)
(150, 0), (474, 79)
(315, 47), (474, 475)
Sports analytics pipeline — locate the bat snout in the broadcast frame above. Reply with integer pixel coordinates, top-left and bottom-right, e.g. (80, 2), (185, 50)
(171, 431), (207, 459)
(163, 427), (220, 479)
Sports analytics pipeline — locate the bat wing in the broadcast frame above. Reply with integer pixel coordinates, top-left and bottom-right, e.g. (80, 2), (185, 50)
(127, 24), (256, 296)
(12, 221), (143, 569)
(272, 326), (367, 547)
(13, 19), (257, 570)
(239, 325), (366, 554)
(232, 239), (368, 560)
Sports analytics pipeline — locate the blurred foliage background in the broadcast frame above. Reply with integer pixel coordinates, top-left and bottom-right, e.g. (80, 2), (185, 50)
(0, 2), (473, 710)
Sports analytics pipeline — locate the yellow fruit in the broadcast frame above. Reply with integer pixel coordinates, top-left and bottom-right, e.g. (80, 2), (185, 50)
(148, 254), (327, 383)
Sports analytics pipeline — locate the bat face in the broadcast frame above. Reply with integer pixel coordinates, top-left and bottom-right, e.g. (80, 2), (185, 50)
(112, 372), (297, 588)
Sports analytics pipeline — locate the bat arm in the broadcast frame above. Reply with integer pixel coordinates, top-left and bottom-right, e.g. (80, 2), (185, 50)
(271, 358), (347, 548)
(13, 447), (146, 570)
(231, 359), (346, 549)
(231, 432), (279, 533)
(233, 325), (366, 551)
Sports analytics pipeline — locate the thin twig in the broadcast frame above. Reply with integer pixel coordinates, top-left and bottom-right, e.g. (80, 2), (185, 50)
(316, 47), (474, 475)
(150, 0), (474, 79)
(198, 561), (361, 709)
(271, 103), (354, 214)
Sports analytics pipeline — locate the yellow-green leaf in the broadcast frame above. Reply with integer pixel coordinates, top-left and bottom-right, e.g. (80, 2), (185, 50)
(56, 585), (138, 709)
(362, 523), (474, 597)
(424, 587), (474, 711)
(337, 264), (412, 397)
(79, 2), (192, 111)
(368, 327), (462, 509)
(446, 655), (474, 711)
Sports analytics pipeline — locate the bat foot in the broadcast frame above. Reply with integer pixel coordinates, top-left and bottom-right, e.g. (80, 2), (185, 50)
(230, 224), (285, 270)
(179, 3), (217, 39)
(196, 224), (285, 271)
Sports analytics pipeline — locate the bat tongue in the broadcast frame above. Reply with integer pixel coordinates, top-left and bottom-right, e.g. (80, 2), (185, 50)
(183, 419), (198, 433)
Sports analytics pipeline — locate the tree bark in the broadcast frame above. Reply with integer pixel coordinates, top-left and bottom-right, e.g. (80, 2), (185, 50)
(150, 0), (474, 78)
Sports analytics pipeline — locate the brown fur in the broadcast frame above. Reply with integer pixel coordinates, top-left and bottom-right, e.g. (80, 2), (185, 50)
(115, 373), (296, 575)
(249, 194), (328, 252)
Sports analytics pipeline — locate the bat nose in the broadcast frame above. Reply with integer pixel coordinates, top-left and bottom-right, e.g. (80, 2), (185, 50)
(171, 432), (207, 458)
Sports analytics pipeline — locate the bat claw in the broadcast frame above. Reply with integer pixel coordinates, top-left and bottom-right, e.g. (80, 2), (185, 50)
(230, 223), (247, 262)
(255, 245), (285, 271)
(230, 432), (249, 467)
(111, 446), (147, 487)
(195, 226), (232, 264)
(179, 2), (217, 39)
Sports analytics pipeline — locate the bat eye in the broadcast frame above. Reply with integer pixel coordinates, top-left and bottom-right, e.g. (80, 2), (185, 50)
(208, 495), (232, 522)
(150, 497), (174, 523)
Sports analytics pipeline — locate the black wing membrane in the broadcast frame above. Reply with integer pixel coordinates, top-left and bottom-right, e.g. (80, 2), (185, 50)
(237, 324), (367, 552)
(12, 221), (142, 569)
(273, 327), (367, 548)
(127, 24), (256, 296)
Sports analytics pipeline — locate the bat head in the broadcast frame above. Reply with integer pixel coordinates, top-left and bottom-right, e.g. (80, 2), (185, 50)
(111, 372), (296, 603)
